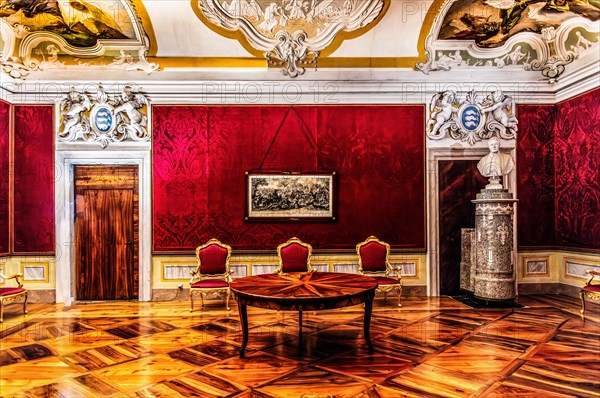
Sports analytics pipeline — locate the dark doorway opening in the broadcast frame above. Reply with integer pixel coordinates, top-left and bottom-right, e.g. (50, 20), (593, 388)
(438, 160), (487, 296)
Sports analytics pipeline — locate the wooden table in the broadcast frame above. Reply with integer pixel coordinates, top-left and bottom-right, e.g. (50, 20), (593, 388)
(230, 271), (378, 358)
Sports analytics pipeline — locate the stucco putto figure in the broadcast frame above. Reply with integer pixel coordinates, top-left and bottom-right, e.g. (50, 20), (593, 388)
(477, 136), (515, 189)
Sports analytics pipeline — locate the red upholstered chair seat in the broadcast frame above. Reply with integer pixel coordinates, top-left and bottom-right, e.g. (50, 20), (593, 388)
(277, 238), (313, 274)
(583, 285), (600, 293)
(191, 279), (229, 289)
(0, 287), (26, 296)
(190, 239), (233, 312)
(356, 236), (402, 307)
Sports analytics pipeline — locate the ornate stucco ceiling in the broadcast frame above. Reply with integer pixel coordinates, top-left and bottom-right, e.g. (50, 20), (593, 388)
(0, 0), (598, 102)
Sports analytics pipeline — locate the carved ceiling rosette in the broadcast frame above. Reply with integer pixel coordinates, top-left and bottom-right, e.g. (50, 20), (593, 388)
(194, 0), (388, 77)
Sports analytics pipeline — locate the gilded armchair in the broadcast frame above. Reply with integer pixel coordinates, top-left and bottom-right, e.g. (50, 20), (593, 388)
(0, 272), (28, 323)
(190, 239), (233, 312)
(276, 237), (313, 274)
(580, 269), (600, 317)
(356, 236), (402, 307)
(276, 237), (313, 336)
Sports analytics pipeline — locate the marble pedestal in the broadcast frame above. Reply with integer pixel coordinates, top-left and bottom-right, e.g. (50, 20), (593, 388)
(472, 188), (518, 301)
(460, 228), (476, 292)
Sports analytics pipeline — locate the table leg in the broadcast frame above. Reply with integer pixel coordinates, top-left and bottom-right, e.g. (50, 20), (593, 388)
(238, 300), (248, 358)
(298, 310), (303, 352)
(364, 297), (374, 353)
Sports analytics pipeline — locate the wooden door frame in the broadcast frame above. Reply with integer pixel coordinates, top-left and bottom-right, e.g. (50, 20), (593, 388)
(74, 165), (139, 300)
(55, 151), (152, 306)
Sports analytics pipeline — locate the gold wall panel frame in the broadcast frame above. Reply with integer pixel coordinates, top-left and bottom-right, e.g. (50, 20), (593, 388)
(522, 255), (550, 278)
(19, 262), (49, 284)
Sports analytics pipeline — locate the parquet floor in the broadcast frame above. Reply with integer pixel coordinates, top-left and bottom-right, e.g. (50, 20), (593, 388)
(0, 294), (599, 397)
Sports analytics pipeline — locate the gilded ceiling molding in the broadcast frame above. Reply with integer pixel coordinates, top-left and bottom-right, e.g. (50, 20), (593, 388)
(427, 90), (517, 146)
(149, 56), (427, 69)
(416, 0), (599, 82)
(57, 85), (151, 149)
(192, 0), (390, 76)
(131, 0), (159, 57)
(0, 0), (159, 79)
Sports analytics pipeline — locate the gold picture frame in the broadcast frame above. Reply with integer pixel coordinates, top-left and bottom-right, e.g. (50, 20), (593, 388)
(245, 171), (336, 221)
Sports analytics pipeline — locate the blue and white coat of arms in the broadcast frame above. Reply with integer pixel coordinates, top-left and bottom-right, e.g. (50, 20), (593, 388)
(427, 90), (518, 146)
(57, 85), (150, 149)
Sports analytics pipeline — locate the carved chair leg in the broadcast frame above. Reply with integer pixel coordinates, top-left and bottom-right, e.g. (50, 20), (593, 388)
(23, 293), (28, 315)
(190, 291), (194, 313)
(580, 290), (586, 317)
(0, 300), (3, 323)
(200, 292), (204, 308)
(384, 291), (388, 303)
(225, 289), (231, 311)
(397, 285), (402, 307)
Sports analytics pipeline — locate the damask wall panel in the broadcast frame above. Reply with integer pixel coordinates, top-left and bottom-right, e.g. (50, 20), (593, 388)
(153, 106), (209, 250)
(317, 106), (425, 249)
(516, 104), (556, 247)
(203, 106), (317, 248)
(13, 105), (54, 253)
(554, 88), (600, 250)
(0, 101), (9, 255)
(153, 105), (425, 251)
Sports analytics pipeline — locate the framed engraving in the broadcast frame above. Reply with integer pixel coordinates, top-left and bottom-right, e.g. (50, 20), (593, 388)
(245, 171), (336, 221)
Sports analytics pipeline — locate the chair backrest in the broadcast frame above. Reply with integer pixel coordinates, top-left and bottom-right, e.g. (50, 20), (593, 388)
(195, 238), (232, 277)
(357, 236), (391, 274)
(277, 237), (313, 273)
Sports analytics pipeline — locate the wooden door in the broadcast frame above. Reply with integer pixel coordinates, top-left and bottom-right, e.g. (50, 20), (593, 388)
(75, 166), (139, 300)
(438, 160), (487, 296)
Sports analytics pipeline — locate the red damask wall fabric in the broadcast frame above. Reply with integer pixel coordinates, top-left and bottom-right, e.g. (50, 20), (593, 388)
(554, 88), (600, 250)
(153, 105), (425, 251)
(13, 105), (55, 253)
(516, 104), (556, 248)
(517, 88), (600, 251)
(0, 101), (9, 255)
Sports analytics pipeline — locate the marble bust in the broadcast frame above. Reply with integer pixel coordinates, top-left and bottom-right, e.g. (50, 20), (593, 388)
(477, 136), (514, 189)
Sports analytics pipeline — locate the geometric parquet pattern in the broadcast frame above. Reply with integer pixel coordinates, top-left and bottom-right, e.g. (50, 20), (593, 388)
(1, 295), (598, 397)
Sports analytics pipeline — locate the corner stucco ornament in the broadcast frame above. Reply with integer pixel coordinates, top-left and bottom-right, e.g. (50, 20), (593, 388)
(57, 85), (150, 149)
(0, 0), (158, 80)
(415, 0), (599, 82)
(427, 90), (517, 145)
(196, 0), (385, 77)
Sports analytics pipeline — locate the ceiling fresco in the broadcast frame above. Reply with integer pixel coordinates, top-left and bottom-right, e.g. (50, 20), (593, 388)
(0, 0), (157, 78)
(439, 0), (599, 47)
(417, 0), (599, 81)
(0, 0), (597, 81)
(0, 0), (135, 46)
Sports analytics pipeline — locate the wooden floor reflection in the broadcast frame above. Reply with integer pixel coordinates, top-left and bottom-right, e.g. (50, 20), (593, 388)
(0, 295), (598, 397)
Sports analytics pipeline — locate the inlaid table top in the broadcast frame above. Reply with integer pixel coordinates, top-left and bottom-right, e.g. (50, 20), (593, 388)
(230, 271), (378, 310)
(230, 271), (378, 357)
